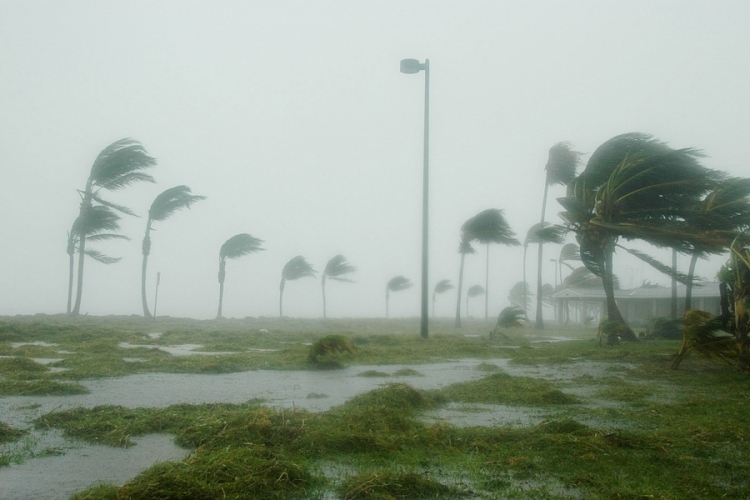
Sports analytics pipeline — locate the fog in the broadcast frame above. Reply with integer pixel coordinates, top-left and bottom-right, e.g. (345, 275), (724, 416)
(1, 1), (748, 320)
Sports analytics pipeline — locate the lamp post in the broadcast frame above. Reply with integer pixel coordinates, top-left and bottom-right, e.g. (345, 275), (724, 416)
(400, 58), (430, 339)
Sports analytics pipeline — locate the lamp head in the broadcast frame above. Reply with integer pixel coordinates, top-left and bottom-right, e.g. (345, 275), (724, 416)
(400, 58), (424, 74)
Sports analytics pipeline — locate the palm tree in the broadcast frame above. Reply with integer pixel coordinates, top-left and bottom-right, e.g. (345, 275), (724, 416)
(216, 233), (264, 319)
(66, 205), (129, 313)
(432, 279), (454, 318)
(558, 133), (725, 340)
(70, 138), (156, 316)
(321, 255), (356, 319)
(524, 222), (565, 318)
(141, 186), (205, 318)
(454, 223), (476, 328)
(466, 284), (485, 318)
(536, 142), (581, 329)
(508, 281), (531, 312)
(385, 276), (413, 318)
(279, 256), (316, 317)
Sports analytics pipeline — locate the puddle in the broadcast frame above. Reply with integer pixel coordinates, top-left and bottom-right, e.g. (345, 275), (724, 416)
(118, 342), (236, 357)
(0, 431), (189, 500)
(30, 358), (64, 365)
(10, 342), (58, 348)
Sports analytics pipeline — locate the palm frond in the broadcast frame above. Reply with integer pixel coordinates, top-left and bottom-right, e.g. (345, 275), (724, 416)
(328, 277), (356, 283)
(89, 138), (157, 191)
(387, 275), (413, 293)
(563, 267), (602, 288)
(617, 245), (692, 285)
(467, 284), (485, 298)
(458, 240), (476, 254)
(528, 223), (567, 245)
(559, 243), (580, 266)
(324, 254), (356, 278)
(87, 233), (130, 242)
(282, 255), (316, 281)
(149, 185), (206, 222)
(72, 205), (123, 236)
(496, 306), (526, 328)
(582, 132), (669, 190)
(672, 309), (735, 369)
(434, 279), (454, 295)
(219, 233), (265, 261)
(84, 249), (121, 264)
(546, 142), (581, 186)
(463, 209), (520, 246)
(89, 193), (137, 217)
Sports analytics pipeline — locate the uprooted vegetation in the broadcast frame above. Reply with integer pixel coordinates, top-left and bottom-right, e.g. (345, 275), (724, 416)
(3, 316), (750, 498)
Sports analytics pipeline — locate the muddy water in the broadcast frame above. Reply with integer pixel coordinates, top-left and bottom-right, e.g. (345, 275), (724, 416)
(0, 357), (627, 499)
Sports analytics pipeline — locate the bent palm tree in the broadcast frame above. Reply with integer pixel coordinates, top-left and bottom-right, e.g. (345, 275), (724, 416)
(216, 233), (264, 319)
(508, 281), (531, 312)
(524, 222), (565, 318)
(432, 279), (454, 318)
(279, 256), (316, 317)
(466, 284), (485, 318)
(141, 186), (205, 318)
(386, 275), (413, 318)
(536, 142), (581, 329)
(66, 205), (129, 313)
(463, 209), (520, 321)
(321, 255), (356, 318)
(70, 138), (156, 316)
(454, 227), (476, 328)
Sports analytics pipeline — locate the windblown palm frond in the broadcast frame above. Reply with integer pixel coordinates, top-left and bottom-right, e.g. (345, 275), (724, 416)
(508, 281), (531, 310)
(88, 138), (157, 192)
(149, 185), (206, 222)
(496, 306), (526, 328)
(434, 279), (454, 295)
(559, 243), (580, 270)
(671, 309), (735, 369)
(323, 255), (356, 281)
(83, 249), (121, 265)
(220, 233), (265, 261)
(463, 209), (520, 246)
(526, 222), (566, 245)
(72, 205), (124, 236)
(617, 246), (692, 285)
(564, 267), (603, 288)
(387, 276), (413, 293)
(467, 285), (485, 298)
(282, 256), (317, 282)
(546, 142), (581, 186)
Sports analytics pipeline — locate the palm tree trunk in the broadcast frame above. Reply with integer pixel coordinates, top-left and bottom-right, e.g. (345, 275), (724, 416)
(321, 276), (327, 319)
(67, 246), (75, 314)
(455, 253), (466, 328)
(685, 252), (698, 311)
(279, 279), (285, 318)
(216, 260), (226, 319)
(670, 248), (678, 319)
(601, 244), (637, 342)
(535, 182), (549, 330)
(71, 232), (86, 316)
(485, 243), (490, 321)
(141, 221), (153, 318)
(522, 244), (528, 319)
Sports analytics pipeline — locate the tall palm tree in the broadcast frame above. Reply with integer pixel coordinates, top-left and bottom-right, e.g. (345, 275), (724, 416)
(216, 233), (264, 319)
(432, 279), (454, 318)
(558, 133), (725, 340)
(524, 222), (565, 318)
(141, 186), (205, 318)
(466, 284), (485, 318)
(66, 205), (129, 313)
(466, 209), (520, 321)
(321, 255), (356, 319)
(385, 276), (413, 318)
(454, 223), (476, 328)
(536, 142), (581, 329)
(279, 256), (316, 317)
(70, 138), (156, 316)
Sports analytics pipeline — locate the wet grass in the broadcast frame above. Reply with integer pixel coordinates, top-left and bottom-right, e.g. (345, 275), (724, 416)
(3, 316), (750, 498)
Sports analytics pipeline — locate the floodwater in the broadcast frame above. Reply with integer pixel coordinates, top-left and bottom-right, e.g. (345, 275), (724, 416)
(0, 349), (628, 499)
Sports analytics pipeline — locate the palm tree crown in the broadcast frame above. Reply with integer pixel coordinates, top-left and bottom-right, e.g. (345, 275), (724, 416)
(321, 255), (356, 319)
(216, 233), (264, 319)
(279, 256), (316, 317)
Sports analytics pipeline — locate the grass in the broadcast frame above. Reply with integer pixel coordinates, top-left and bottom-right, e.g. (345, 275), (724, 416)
(2, 315), (750, 498)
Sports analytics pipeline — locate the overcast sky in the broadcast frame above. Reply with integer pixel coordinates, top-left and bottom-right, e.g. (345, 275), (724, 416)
(1, 1), (748, 320)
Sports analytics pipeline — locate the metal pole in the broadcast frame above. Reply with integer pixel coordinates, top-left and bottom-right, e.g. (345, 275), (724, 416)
(420, 59), (430, 338)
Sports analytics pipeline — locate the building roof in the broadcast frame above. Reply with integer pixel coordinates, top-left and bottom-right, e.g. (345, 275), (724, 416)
(551, 282), (721, 301)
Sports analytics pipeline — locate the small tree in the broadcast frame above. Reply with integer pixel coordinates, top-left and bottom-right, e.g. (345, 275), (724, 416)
(432, 279), (454, 318)
(279, 256), (316, 317)
(321, 255), (356, 319)
(385, 276), (413, 318)
(466, 285), (485, 318)
(216, 233), (264, 319)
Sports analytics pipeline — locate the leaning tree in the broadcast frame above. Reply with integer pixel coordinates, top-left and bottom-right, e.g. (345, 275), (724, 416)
(69, 138), (156, 315)
(216, 233), (264, 319)
(432, 279), (454, 318)
(141, 185), (205, 318)
(279, 256), (316, 317)
(321, 255), (356, 319)
(385, 275), (413, 318)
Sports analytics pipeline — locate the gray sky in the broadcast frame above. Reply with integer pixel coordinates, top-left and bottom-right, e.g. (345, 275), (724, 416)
(1, 1), (748, 320)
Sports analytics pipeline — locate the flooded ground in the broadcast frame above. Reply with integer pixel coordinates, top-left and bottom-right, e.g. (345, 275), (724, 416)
(0, 352), (630, 500)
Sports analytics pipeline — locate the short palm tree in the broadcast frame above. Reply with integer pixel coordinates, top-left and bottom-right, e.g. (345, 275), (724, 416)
(385, 275), (413, 318)
(66, 205), (129, 313)
(70, 138), (156, 316)
(466, 284), (485, 318)
(454, 232), (476, 328)
(321, 255), (356, 318)
(524, 222), (565, 318)
(432, 279), (454, 318)
(279, 256), (316, 317)
(141, 186), (205, 318)
(536, 142), (581, 329)
(216, 233), (264, 319)
(508, 281), (531, 312)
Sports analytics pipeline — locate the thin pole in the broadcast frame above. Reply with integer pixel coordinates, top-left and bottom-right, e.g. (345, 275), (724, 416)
(420, 59), (430, 339)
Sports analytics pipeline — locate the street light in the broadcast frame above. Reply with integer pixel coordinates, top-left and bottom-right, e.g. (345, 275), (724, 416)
(400, 58), (430, 339)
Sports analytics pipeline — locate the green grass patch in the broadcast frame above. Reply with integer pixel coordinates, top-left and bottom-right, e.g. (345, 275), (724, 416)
(434, 372), (580, 406)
